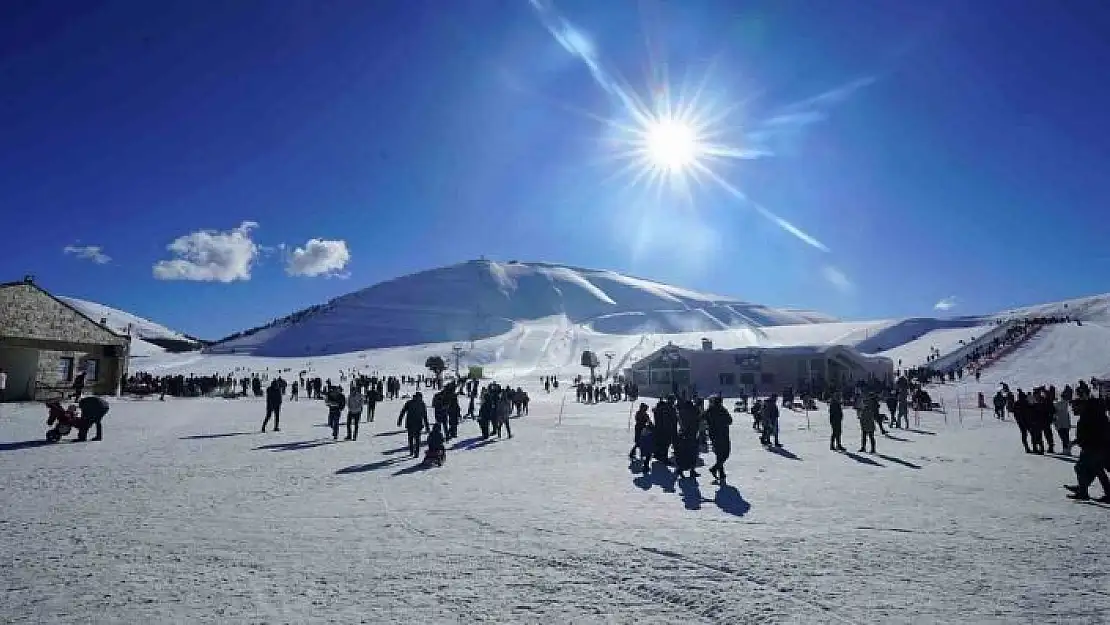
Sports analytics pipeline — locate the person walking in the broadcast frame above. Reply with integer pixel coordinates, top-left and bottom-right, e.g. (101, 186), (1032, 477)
(1064, 390), (1110, 502)
(829, 393), (846, 451)
(1054, 396), (1073, 455)
(262, 380), (282, 433)
(859, 392), (878, 454)
(398, 392), (429, 457)
(761, 395), (781, 448)
(326, 387), (347, 441)
(346, 386), (364, 441)
(703, 395), (732, 483)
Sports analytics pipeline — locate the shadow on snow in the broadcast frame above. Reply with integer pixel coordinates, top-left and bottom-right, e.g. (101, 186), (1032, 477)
(0, 439), (53, 452)
(876, 453), (922, 469)
(336, 457), (406, 474)
(255, 439), (338, 452)
(374, 430), (406, 437)
(767, 446), (802, 461)
(844, 451), (883, 467)
(632, 461), (751, 517)
(180, 432), (255, 440)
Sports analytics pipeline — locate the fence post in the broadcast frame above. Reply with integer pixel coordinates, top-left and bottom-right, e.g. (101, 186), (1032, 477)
(805, 405), (811, 430)
(627, 402), (634, 431)
(558, 394), (566, 426)
(941, 397), (948, 424)
(957, 394), (963, 423)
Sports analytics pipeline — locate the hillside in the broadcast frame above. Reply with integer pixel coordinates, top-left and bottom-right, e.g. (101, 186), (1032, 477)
(60, 296), (202, 353)
(206, 260), (837, 357)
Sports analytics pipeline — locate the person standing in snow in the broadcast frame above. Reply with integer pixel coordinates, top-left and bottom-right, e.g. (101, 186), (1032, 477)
(346, 385), (364, 441)
(1064, 389), (1110, 502)
(290, 380), (299, 401)
(398, 392), (429, 457)
(365, 385), (379, 422)
(262, 380), (282, 433)
(761, 395), (781, 448)
(1013, 390), (1035, 453)
(673, 399), (701, 479)
(703, 395), (732, 483)
(652, 396), (678, 464)
(829, 393), (846, 451)
(1054, 395), (1073, 455)
(629, 403), (652, 461)
(496, 392), (513, 439)
(326, 387), (347, 441)
(446, 391), (461, 440)
(858, 392), (878, 454)
(73, 370), (87, 400)
(1035, 390), (1056, 454)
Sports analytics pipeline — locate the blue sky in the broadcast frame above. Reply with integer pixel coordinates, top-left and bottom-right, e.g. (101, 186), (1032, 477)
(3, 0), (1110, 339)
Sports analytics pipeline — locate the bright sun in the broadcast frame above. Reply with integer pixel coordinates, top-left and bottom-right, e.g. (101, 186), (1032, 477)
(643, 117), (700, 173)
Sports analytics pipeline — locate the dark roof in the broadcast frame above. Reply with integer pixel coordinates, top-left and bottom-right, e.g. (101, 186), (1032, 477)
(0, 280), (129, 341)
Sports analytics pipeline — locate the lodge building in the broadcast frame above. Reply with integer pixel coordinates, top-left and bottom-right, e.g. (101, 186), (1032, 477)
(0, 277), (130, 401)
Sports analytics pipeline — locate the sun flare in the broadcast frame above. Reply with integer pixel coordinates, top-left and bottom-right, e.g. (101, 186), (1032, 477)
(643, 117), (700, 173)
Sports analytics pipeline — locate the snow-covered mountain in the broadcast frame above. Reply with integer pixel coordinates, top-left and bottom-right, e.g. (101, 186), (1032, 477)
(207, 260), (837, 357)
(60, 296), (202, 354)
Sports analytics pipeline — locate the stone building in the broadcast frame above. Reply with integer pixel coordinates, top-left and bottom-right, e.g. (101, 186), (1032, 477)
(0, 276), (130, 401)
(626, 339), (894, 399)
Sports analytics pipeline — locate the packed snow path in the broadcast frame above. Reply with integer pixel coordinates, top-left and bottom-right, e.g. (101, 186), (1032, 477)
(1, 386), (1107, 624)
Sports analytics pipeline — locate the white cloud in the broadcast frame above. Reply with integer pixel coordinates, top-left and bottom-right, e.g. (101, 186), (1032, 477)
(285, 238), (351, 278)
(935, 296), (958, 311)
(822, 266), (853, 293)
(152, 221), (259, 282)
(63, 244), (111, 264)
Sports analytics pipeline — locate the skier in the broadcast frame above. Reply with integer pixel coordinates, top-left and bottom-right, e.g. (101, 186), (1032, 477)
(703, 395), (732, 483)
(346, 385), (364, 441)
(75, 395), (109, 442)
(397, 392), (429, 458)
(829, 393), (846, 451)
(262, 380), (282, 433)
(325, 386), (347, 441)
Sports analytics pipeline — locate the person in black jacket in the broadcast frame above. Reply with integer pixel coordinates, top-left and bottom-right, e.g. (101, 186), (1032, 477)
(652, 397), (678, 464)
(829, 393), (846, 451)
(1013, 390), (1035, 453)
(262, 380), (282, 433)
(704, 395), (732, 483)
(1065, 391), (1110, 502)
(398, 392), (430, 458)
(326, 387), (347, 440)
(75, 395), (109, 441)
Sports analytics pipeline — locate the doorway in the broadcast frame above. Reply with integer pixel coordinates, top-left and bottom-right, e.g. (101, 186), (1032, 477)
(0, 347), (41, 401)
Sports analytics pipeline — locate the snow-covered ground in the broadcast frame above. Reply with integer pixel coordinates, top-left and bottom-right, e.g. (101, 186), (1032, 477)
(2, 381), (1107, 624)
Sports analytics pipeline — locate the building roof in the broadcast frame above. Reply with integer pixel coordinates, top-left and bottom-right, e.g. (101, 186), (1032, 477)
(631, 342), (893, 368)
(0, 279), (129, 341)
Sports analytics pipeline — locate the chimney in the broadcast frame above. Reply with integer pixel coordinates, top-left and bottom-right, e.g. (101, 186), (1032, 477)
(701, 338), (713, 351)
(23, 274), (34, 284)
(100, 317), (108, 326)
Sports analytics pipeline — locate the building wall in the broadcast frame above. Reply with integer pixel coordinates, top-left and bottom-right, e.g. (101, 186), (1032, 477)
(0, 282), (130, 399)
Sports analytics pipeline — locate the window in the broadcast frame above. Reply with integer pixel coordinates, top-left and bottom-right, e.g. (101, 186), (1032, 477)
(719, 372), (736, 386)
(84, 359), (100, 382)
(58, 357), (74, 382)
(761, 372), (775, 385)
(740, 372), (755, 385)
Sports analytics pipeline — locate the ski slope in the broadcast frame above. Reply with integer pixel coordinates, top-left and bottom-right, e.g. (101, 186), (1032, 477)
(1, 381), (1106, 624)
(206, 260), (837, 357)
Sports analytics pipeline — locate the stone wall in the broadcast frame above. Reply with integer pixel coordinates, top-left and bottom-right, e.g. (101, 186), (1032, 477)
(36, 349), (124, 398)
(0, 283), (128, 347)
